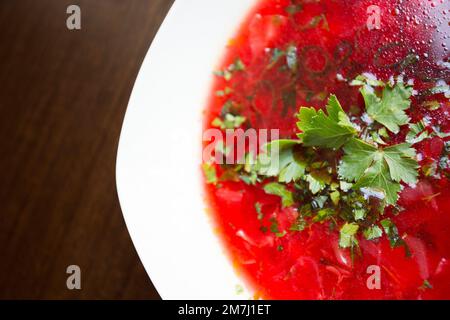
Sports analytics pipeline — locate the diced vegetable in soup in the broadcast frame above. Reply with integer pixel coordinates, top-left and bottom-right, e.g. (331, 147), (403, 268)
(203, 0), (450, 299)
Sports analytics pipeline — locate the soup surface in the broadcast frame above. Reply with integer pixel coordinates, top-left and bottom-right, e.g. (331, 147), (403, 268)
(203, 0), (449, 299)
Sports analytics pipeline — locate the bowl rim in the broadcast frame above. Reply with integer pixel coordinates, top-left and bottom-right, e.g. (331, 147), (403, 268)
(116, 0), (256, 300)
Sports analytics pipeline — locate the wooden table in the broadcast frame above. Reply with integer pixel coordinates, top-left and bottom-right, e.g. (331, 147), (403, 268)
(0, 0), (174, 299)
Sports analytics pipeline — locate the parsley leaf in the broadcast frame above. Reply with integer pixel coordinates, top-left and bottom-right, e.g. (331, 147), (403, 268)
(339, 139), (418, 204)
(339, 138), (379, 181)
(286, 45), (298, 73)
(212, 113), (246, 129)
(353, 157), (401, 205)
(202, 163), (217, 185)
(257, 140), (307, 183)
(380, 218), (404, 248)
(363, 225), (383, 240)
(383, 143), (419, 184)
(214, 58), (246, 81)
(263, 182), (294, 208)
(255, 202), (263, 220)
(361, 82), (412, 133)
(339, 223), (359, 248)
(297, 95), (357, 149)
(306, 169), (332, 194)
(406, 121), (429, 144)
(290, 215), (307, 232)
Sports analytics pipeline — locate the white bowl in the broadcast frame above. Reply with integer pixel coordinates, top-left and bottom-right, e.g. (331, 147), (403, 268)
(116, 0), (256, 300)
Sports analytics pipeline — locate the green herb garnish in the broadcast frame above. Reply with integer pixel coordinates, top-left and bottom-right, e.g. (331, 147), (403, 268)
(253, 76), (421, 249)
(202, 163), (217, 185)
(263, 182), (294, 208)
(205, 72), (445, 253)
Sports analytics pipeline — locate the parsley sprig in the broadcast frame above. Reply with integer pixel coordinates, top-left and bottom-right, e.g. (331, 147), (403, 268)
(204, 73), (444, 254)
(253, 76), (420, 250)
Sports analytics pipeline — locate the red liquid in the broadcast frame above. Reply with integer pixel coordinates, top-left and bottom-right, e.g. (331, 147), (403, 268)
(204, 0), (450, 299)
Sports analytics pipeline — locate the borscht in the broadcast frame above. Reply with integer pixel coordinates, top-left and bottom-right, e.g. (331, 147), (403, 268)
(203, 0), (449, 299)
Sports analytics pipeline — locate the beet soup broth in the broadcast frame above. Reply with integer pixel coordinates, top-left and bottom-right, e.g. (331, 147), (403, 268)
(202, 0), (449, 299)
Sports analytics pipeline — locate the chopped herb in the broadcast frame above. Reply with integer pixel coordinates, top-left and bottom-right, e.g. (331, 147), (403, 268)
(339, 181), (353, 192)
(339, 223), (359, 249)
(202, 163), (217, 185)
(430, 82), (449, 96)
(350, 74), (386, 87)
(312, 195), (328, 209)
(285, 3), (302, 15)
(212, 113), (246, 129)
(215, 87), (233, 97)
(353, 208), (366, 221)
(208, 74), (426, 252)
(363, 225), (383, 240)
(306, 169), (332, 194)
(313, 208), (335, 223)
(263, 183), (294, 208)
(257, 140), (306, 183)
(380, 218), (403, 248)
(330, 190), (340, 206)
(286, 45), (298, 72)
(303, 14), (329, 31)
(406, 121), (429, 144)
(290, 215), (307, 232)
(419, 279), (433, 291)
(255, 202), (263, 220)
(269, 218), (287, 237)
(214, 58), (246, 81)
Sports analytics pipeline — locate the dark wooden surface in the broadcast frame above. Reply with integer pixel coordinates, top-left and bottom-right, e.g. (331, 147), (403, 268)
(0, 0), (174, 299)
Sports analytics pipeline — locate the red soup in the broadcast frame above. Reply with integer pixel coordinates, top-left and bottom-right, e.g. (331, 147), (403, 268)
(203, 0), (450, 299)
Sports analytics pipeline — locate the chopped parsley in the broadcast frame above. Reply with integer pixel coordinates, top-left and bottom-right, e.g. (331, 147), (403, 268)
(202, 163), (217, 185)
(212, 113), (246, 129)
(363, 225), (383, 240)
(214, 58), (246, 81)
(339, 223), (359, 249)
(255, 202), (263, 220)
(263, 182), (294, 208)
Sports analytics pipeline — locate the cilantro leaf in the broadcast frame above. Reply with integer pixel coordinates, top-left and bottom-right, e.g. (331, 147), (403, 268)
(361, 82), (412, 133)
(263, 182), (294, 208)
(297, 95), (357, 149)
